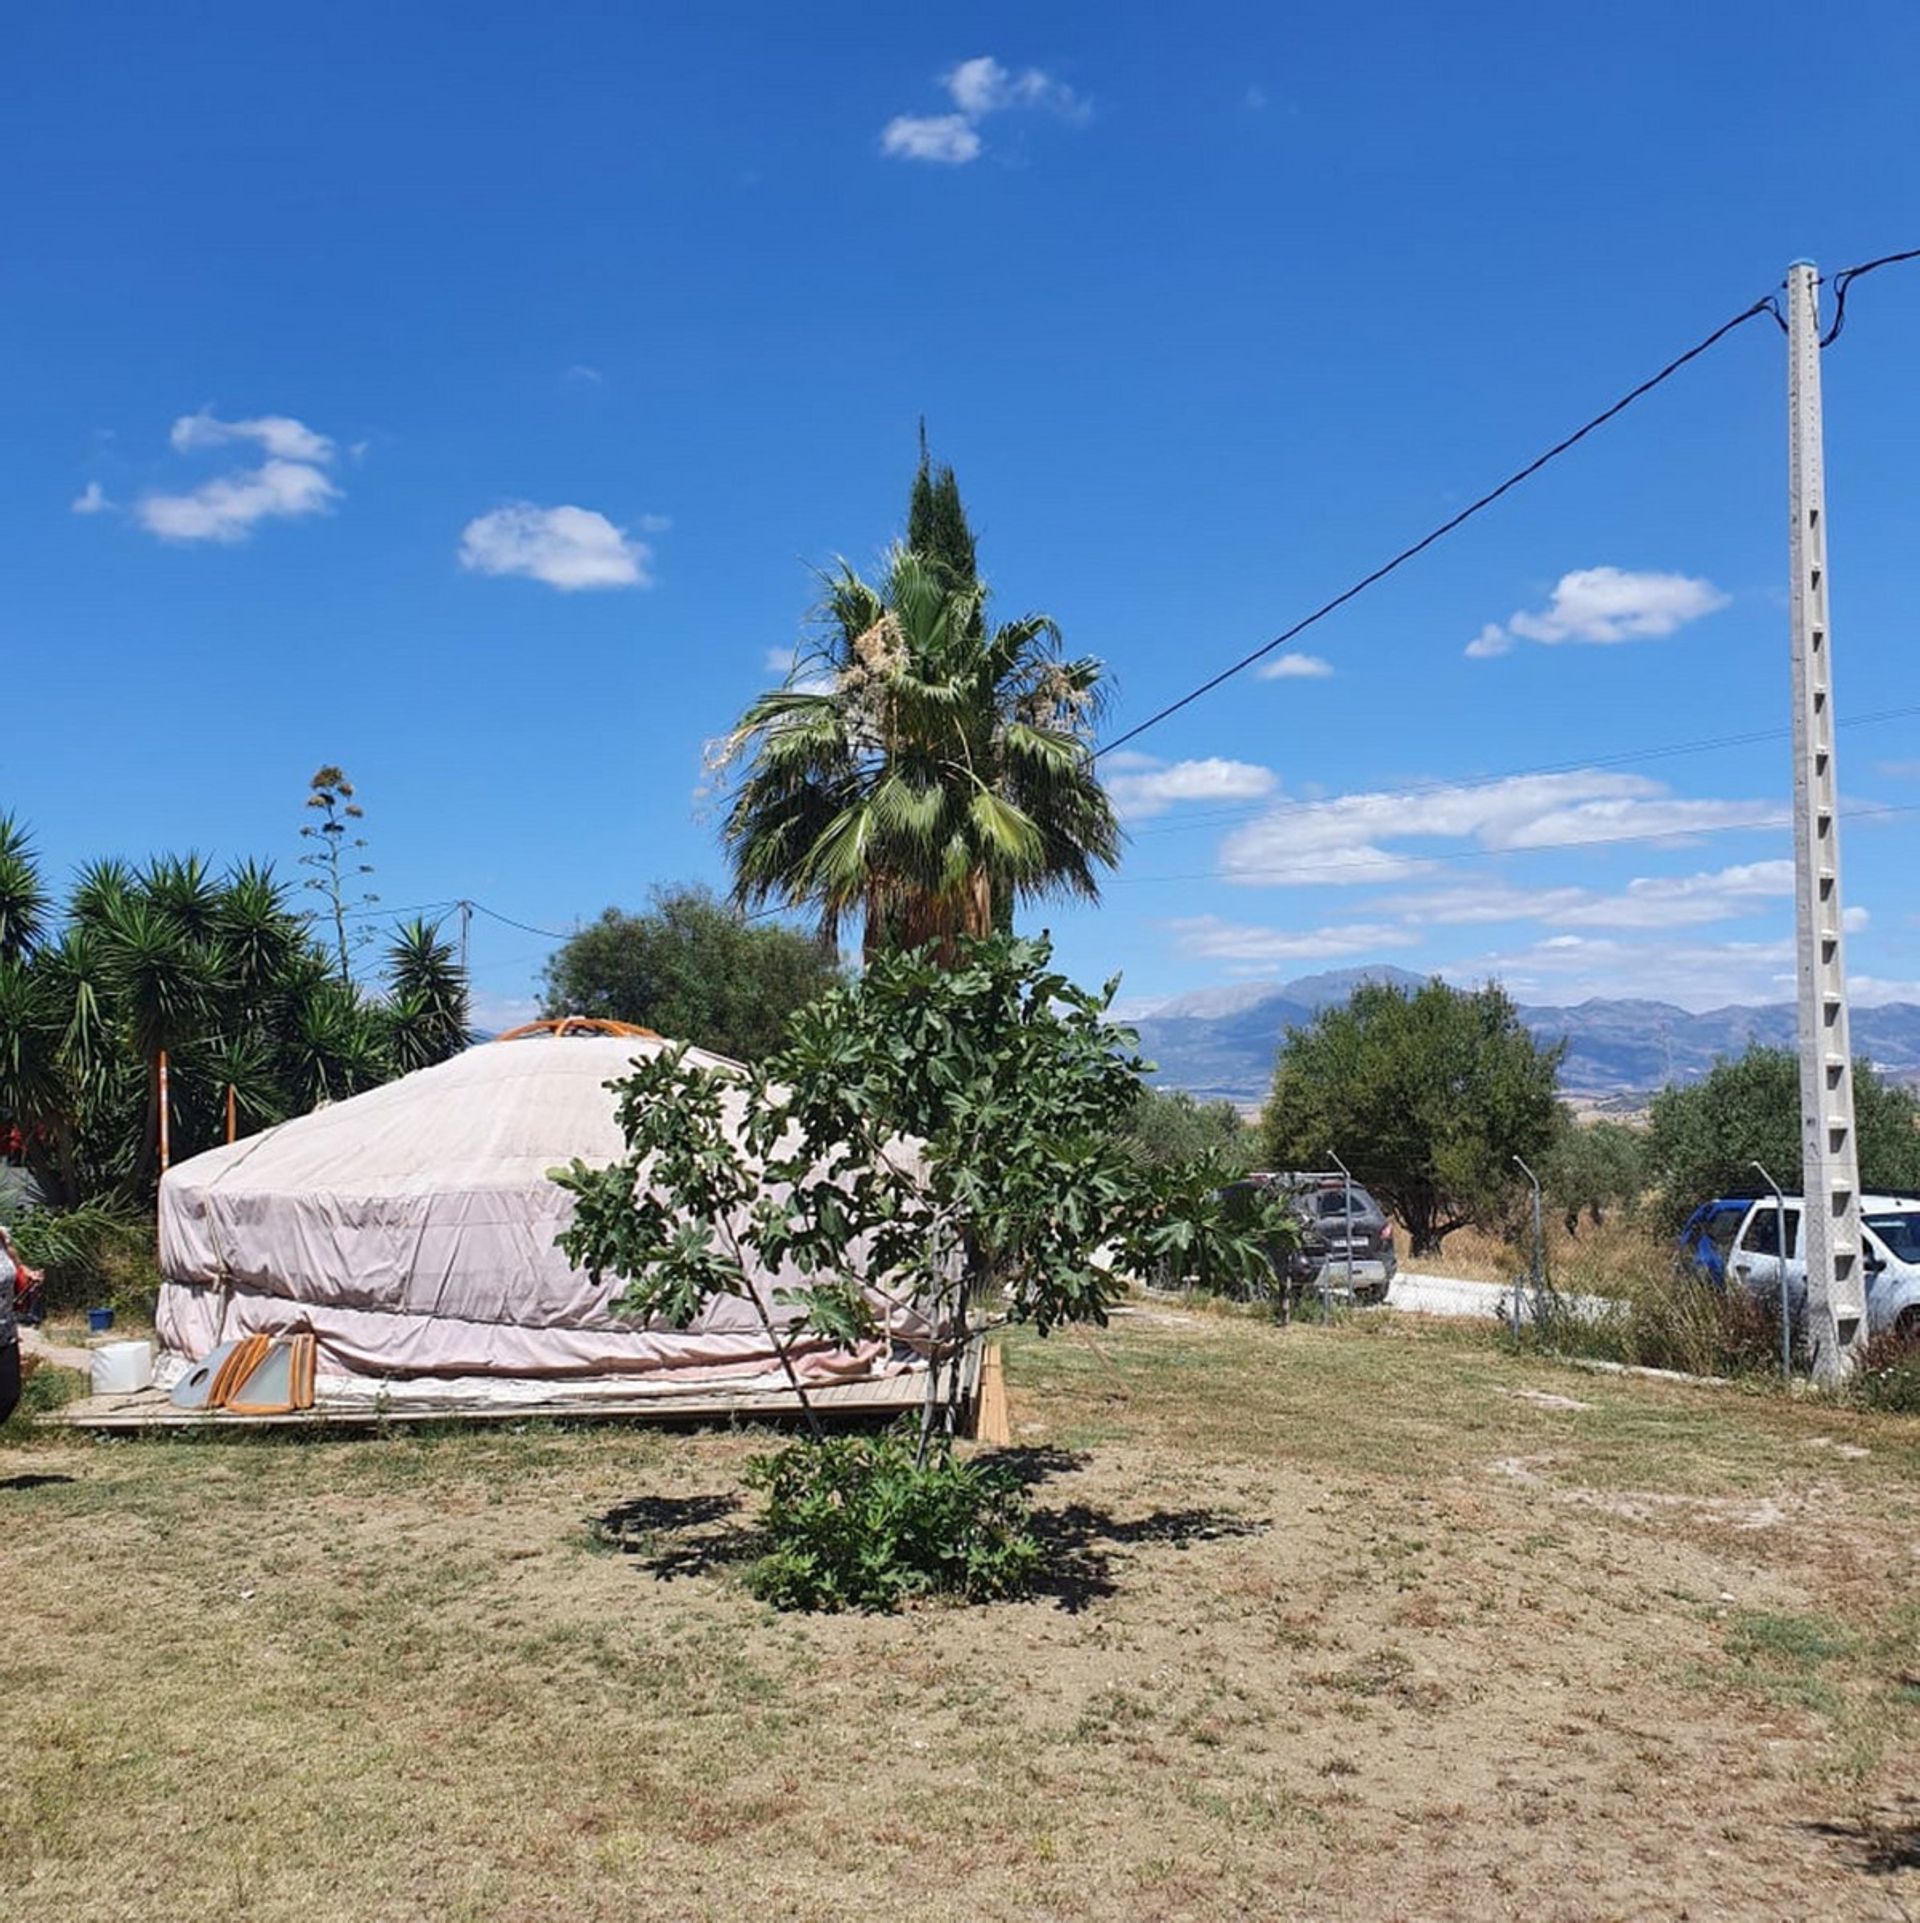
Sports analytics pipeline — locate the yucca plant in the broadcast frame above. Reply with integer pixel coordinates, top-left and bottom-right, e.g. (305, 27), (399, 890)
(0, 816), (49, 964)
(0, 831), (470, 1207)
(381, 918), (470, 1072)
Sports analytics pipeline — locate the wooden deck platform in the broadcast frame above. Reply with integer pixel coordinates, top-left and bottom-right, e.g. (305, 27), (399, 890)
(42, 1343), (981, 1436)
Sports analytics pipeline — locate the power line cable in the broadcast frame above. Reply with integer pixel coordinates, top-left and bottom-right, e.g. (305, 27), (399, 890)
(1097, 247), (1918, 763)
(1820, 246), (1920, 347)
(338, 898), (458, 922)
(467, 900), (572, 942)
(1093, 292), (1783, 760)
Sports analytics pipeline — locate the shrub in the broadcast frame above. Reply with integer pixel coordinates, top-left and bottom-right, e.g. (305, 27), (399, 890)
(743, 1429), (1043, 1613)
(5, 1201), (160, 1320)
(0, 1361), (86, 1441)
(1527, 1271), (1789, 1379)
(1851, 1325), (1920, 1414)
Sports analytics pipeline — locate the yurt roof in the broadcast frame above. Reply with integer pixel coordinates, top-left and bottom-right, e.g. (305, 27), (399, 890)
(163, 1032), (734, 1201)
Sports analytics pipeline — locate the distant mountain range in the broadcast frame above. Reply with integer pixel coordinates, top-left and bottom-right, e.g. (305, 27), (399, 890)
(1128, 966), (1920, 1106)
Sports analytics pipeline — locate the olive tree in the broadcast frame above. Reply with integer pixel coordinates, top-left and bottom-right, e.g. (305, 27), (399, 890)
(1645, 1046), (1920, 1234)
(1261, 978), (1564, 1256)
(540, 886), (840, 1062)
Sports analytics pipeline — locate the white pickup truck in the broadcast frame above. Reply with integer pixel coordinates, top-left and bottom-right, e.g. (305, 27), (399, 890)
(1688, 1192), (1920, 1337)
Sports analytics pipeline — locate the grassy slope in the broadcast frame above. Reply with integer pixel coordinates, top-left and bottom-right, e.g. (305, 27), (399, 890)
(3, 1310), (1917, 1921)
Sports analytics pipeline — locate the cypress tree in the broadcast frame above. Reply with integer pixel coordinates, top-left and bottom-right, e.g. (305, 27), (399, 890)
(906, 424), (1014, 931)
(907, 419), (979, 596)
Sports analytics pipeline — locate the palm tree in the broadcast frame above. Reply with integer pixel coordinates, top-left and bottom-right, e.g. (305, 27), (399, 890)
(720, 548), (1120, 962)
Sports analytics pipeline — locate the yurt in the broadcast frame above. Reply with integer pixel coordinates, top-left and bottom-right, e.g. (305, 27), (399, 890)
(155, 1021), (920, 1402)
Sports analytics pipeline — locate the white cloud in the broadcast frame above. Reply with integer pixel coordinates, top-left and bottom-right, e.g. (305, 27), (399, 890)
(1435, 932), (1920, 1013)
(1244, 84), (1269, 111)
(1441, 934), (1797, 1009)
(470, 991), (543, 1034)
(763, 644), (834, 694)
(1107, 755), (1277, 822)
(944, 56), (1088, 121)
(1843, 974), (1920, 1005)
(135, 408), (342, 544)
(1468, 567), (1730, 659)
(883, 54), (1087, 164)
(1370, 881), (1593, 926)
(1217, 771), (1779, 888)
(1552, 860), (1792, 928)
(1256, 652), (1333, 681)
(1497, 794), (1780, 851)
(563, 364), (604, 385)
(1171, 915), (1418, 964)
(1378, 860), (1795, 933)
(169, 409), (335, 464)
(71, 481), (110, 515)
(459, 503), (653, 591)
(881, 112), (983, 164)
(138, 458), (341, 543)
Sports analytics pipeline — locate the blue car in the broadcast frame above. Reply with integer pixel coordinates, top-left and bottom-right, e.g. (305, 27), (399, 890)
(1674, 1198), (1752, 1287)
(1676, 1193), (1920, 1338)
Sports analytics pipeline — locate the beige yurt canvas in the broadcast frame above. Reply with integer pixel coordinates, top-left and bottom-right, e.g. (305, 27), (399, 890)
(156, 1023), (912, 1389)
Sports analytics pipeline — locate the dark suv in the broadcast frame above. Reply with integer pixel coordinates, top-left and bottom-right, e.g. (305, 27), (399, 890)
(1288, 1178), (1397, 1302)
(1214, 1173), (1397, 1313)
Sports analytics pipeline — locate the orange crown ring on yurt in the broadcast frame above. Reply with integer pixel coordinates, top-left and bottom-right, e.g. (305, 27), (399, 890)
(491, 1017), (662, 1042)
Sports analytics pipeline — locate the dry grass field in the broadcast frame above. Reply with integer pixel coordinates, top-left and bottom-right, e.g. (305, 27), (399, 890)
(4, 1307), (1918, 1921)
(1392, 1212), (1667, 1298)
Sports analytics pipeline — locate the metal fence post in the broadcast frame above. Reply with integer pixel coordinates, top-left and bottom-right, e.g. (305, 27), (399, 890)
(1327, 1150), (1354, 1322)
(1513, 1155), (1543, 1338)
(1752, 1159), (1793, 1384)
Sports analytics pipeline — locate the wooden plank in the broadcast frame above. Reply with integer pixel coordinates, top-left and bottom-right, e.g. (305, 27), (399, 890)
(39, 1355), (959, 1436)
(974, 1337), (1010, 1447)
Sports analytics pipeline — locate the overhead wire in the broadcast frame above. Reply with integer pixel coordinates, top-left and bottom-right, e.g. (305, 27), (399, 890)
(297, 254), (1920, 953)
(466, 900), (571, 942)
(1095, 246), (1918, 762)
(1092, 292), (1784, 760)
(339, 899), (458, 922)
(1820, 246), (1920, 347)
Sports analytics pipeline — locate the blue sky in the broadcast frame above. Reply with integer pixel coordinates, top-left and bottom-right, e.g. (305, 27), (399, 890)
(9, 1), (1919, 1028)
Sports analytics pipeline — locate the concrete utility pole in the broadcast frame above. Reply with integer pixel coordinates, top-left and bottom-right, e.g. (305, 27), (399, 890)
(1786, 259), (1865, 1385)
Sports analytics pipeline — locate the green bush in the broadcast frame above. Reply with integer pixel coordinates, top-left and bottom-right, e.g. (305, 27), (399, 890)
(743, 1429), (1043, 1613)
(4, 1201), (160, 1320)
(0, 1362), (87, 1441)
(1851, 1326), (1920, 1414)
(1527, 1271), (1788, 1379)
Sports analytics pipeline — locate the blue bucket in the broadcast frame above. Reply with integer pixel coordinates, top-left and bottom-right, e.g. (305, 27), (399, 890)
(87, 1306), (115, 1334)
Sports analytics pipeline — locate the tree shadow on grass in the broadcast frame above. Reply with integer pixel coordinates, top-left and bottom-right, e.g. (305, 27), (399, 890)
(976, 1445), (1270, 1612)
(0, 1473), (77, 1491)
(591, 1491), (760, 1581)
(1027, 1500), (1269, 1612)
(587, 1448), (1268, 1612)
(1804, 1808), (1920, 1875)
